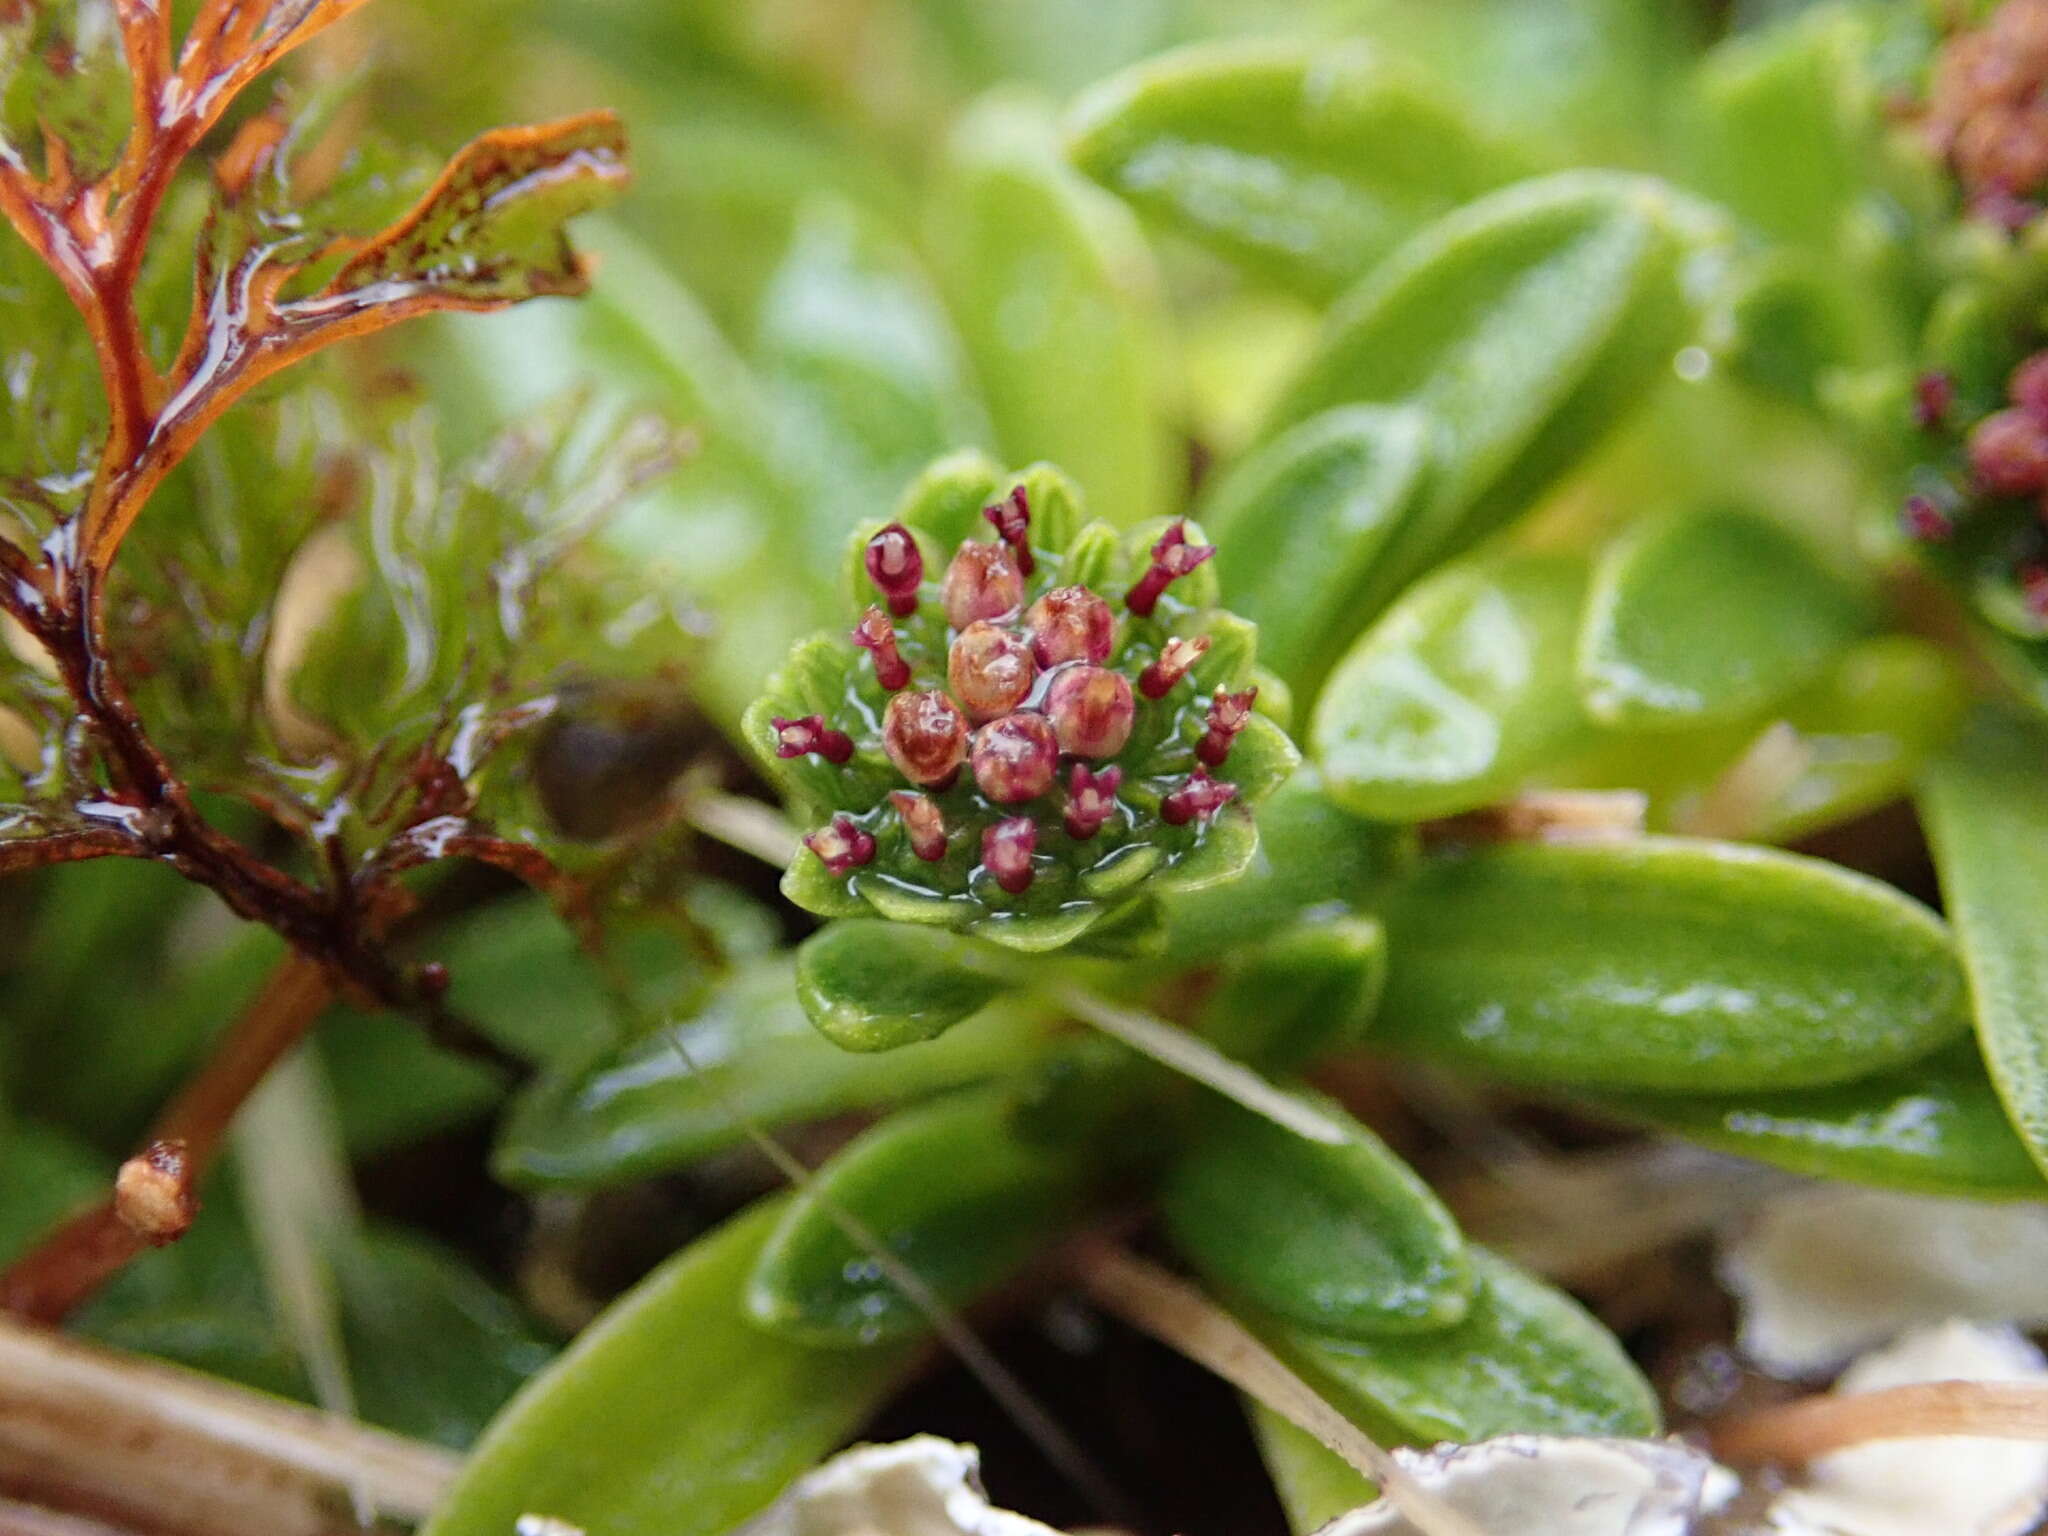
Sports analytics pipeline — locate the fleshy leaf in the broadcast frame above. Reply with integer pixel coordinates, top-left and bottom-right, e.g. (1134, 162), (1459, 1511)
(492, 960), (1048, 1190)
(1200, 916), (1387, 1072)
(1372, 838), (1969, 1091)
(1165, 1090), (1472, 1338)
(795, 921), (1014, 1052)
(1246, 1246), (1661, 1447)
(1576, 1039), (2048, 1201)
(1262, 172), (1732, 601)
(1577, 505), (1871, 730)
(1311, 552), (1592, 821)
(925, 92), (1179, 529)
(1066, 40), (1528, 300)
(1199, 404), (1432, 697)
(744, 1089), (1088, 1347)
(420, 1202), (918, 1536)
(1920, 707), (2048, 1182)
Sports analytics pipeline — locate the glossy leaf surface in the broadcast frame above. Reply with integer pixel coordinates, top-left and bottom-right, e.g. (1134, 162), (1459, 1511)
(1311, 553), (1591, 821)
(745, 1089), (1086, 1346)
(1577, 506), (1869, 730)
(1578, 1040), (2048, 1200)
(1265, 172), (1730, 600)
(1921, 708), (2048, 1180)
(795, 921), (1013, 1051)
(1199, 404), (1431, 696)
(492, 958), (1044, 1189)
(1165, 1092), (1472, 1337)
(1066, 40), (1524, 299)
(1372, 839), (1968, 1091)
(422, 1203), (916, 1536)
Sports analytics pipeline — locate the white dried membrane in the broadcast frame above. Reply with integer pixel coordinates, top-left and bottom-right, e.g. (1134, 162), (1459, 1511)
(734, 1436), (1061, 1536)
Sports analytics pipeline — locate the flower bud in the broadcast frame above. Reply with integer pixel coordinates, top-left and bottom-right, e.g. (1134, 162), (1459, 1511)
(1139, 635), (1210, 699)
(983, 485), (1035, 576)
(852, 606), (911, 690)
(1045, 665), (1134, 758)
(888, 790), (948, 861)
(942, 541), (1025, 628)
(1968, 408), (2048, 496)
(882, 690), (967, 787)
(948, 620), (1037, 723)
(1162, 767), (1239, 826)
(773, 714), (854, 764)
(1025, 584), (1114, 666)
(865, 523), (924, 616)
(1064, 763), (1121, 840)
(2015, 353), (2048, 421)
(805, 814), (876, 875)
(1901, 495), (1955, 543)
(1125, 521), (1216, 616)
(1914, 370), (1956, 431)
(1197, 687), (1256, 767)
(983, 816), (1037, 894)
(971, 711), (1058, 803)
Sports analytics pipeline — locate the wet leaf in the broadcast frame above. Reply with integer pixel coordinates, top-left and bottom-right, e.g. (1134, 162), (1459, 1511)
(421, 1202), (917, 1536)
(745, 1088), (1088, 1347)
(494, 959), (1047, 1190)
(926, 92), (1179, 529)
(1264, 172), (1732, 599)
(1311, 552), (1591, 821)
(795, 921), (1015, 1052)
(1200, 916), (1387, 1072)
(1199, 405), (1431, 696)
(1577, 505), (1870, 730)
(1066, 40), (1526, 300)
(1250, 1246), (1661, 1445)
(1920, 707), (2048, 1181)
(1165, 1091), (1472, 1338)
(1372, 838), (1968, 1091)
(1577, 1040), (2048, 1201)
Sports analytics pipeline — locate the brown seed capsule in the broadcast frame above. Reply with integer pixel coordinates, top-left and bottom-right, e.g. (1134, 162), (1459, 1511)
(1969, 407), (2048, 496)
(942, 540), (1025, 628)
(1064, 763), (1121, 840)
(889, 790), (948, 861)
(865, 523), (924, 616)
(983, 816), (1038, 894)
(115, 1140), (196, 1244)
(1197, 686), (1257, 768)
(948, 620), (1037, 723)
(1025, 584), (1114, 667)
(882, 690), (968, 787)
(1162, 767), (1239, 826)
(1139, 635), (1210, 699)
(971, 711), (1058, 803)
(805, 814), (876, 875)
(1045, 665), (1135, 759)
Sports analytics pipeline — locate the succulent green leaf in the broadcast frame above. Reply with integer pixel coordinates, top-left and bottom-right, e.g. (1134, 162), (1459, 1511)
(795, 921), (1014, 1051)
(421, 1202), (916, 1536)
(1578, 505), (1871, 730)
(745, 1089), (1088, 1346)
(491, 959), (1047, 1189)
(1250, 1246), (1661, 1446)
(1373, 838), (1969, 1091)
(1920, 707), (2048, 1182)
(1164, 1091), (1473, 1338)
(1201, 917), (1387, 1072)
(1577, 1039), (2048, 1201)
(1264, 172), (1732, 597)
(1311, 552), (1592, 821)
(1065, 40), (1527, 300)
(1200, 405), (1432, 696)
(1249, 1407), (1375, 1535)
(927, 92), (1179, 528)
(1161, 766), (1412, 964)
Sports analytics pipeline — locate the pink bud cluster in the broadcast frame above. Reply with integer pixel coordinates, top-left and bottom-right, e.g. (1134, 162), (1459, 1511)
(1914, 353), (2048, 623)
(783, 498), (1249, 894)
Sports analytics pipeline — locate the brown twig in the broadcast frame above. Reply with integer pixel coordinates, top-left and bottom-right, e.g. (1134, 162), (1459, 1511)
(1709, 1380), (2048, 1466)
